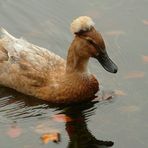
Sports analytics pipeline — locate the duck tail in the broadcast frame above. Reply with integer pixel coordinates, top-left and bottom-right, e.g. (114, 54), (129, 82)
(0, 27), (16, 40)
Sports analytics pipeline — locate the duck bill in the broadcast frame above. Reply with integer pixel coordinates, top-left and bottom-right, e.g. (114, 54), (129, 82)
(96, 52), (118, 73)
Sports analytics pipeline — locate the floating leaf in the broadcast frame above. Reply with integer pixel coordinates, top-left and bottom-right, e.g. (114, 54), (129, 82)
(124, 71), (145, 79)
(41, 133), (60, 144)
(143, 19), (148, 25)
(119, 105), (139, 113)
(142, 55), (148, 62)
(114, 89), (126, 96)
(52, 114), (73, 123)
(6, 125), (22, 138)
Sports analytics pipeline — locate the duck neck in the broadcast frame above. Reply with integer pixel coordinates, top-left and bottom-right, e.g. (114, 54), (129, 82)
(66, 40), (89, 74)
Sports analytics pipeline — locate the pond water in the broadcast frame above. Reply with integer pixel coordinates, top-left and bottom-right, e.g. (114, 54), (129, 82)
(0, 0), (148, 147)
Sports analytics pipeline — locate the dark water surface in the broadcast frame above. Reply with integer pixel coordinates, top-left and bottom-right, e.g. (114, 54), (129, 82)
(0, 0), (148, 147)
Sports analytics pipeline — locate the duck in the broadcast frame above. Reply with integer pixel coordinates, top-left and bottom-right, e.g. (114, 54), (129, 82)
(0, 16), (118, 104)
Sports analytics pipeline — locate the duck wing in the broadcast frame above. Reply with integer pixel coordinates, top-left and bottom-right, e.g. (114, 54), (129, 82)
(0, 28), (65, 89)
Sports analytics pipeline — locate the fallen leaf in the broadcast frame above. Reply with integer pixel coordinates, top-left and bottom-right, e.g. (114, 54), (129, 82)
(143, 19), (148, 25)
(124, 71), (145, 79)
(6, 125), (22, 138)
(119, 105), (140, 113)
(114, 89), (126, 96)
(41, 133), (60, 144)
(106, 30), (125, 36)
(52, 114), (73, 123)
(142, 55), (148, 62)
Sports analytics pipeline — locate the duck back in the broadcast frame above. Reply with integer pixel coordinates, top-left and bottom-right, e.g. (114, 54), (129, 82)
(0, 28), (66, 99)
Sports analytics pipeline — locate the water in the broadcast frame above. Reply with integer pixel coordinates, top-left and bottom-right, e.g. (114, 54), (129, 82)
(0, 0), (148, 147)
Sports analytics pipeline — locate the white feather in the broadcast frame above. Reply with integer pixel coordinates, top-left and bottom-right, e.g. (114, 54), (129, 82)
(0, 27), (16, 40)
(70, 16), (95, 34)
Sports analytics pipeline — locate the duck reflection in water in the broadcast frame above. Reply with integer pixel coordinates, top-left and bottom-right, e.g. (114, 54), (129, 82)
(56, 100), (114, 148)
(0, 86), (114, 148)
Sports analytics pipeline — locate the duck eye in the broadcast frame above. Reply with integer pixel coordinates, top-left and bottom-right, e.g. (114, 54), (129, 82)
(87, 39), (94, 44)
(85, 38), (99, 50)
(85, 37), (94, 44)
(86, 38), (97, 48)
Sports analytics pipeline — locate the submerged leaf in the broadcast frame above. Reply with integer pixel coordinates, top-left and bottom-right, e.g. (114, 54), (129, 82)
(142, 55), (148, 62)
(119, 105), (140, 113)
(143, 19), (148, 25)
(52, 114), (73, 123)
(41, 133), (60, 144)
(106, 30), (125, 36)
(6, 125), (22, 138)
(124, 71), (145, 79)
(114, 89), (126, 96)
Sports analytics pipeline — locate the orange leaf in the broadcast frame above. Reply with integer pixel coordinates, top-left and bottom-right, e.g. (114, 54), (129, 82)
(124, 71), (145, 79)
(114, 89), (126, 96)
(52, 114), (73, 123)
(41, 133), (60, 144)
(142, 55), (148, 62)
(143, 19), (148, 25)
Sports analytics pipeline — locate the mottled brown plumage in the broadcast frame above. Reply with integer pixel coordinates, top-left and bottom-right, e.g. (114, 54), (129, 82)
(0, 16), (117, 103)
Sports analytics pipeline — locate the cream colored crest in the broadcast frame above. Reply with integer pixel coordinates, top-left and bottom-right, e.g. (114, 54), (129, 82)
(70, 16), (95, 34)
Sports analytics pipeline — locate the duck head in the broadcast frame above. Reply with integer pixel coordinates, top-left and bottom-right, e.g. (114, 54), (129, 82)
(70, 16), (118, 73)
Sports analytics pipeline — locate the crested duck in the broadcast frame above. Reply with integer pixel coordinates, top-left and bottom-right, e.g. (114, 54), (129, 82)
(0, 16), (118, 103)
